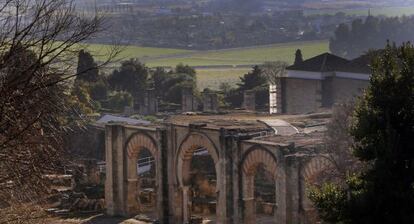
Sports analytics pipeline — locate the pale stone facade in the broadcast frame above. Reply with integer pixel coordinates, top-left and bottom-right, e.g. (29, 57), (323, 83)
(105, 120), (334, 224)
(278, 53), (371, 114)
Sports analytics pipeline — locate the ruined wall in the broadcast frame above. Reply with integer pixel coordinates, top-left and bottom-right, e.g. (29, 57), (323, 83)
(283, 78), (322, 114)
(330, 77), (369, 105)
(105, 123), (328, 224)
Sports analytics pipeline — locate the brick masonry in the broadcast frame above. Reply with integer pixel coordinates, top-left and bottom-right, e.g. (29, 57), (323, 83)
(105, 123), (334, 224)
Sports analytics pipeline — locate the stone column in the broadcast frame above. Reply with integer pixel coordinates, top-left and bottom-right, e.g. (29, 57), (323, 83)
(243, 198), (256, 224)
(105, 124), (126, 216)
(126, 155), (139, 216)
(285, 155), (300, 223)
(243, 175), (255, 224)
(182, 186), (190, 224)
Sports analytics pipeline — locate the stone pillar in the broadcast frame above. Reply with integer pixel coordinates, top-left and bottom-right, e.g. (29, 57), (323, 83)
(126, 155), (139, 215)
(157, 129), (169, 223)
(243, 198), (256, 224)
(182, 186), (190, 224)
(243, 90), (256, 111)
(242, 174), (255, 224)
(202, 92), (219, 112)
(285, 154), (300, 223)
(139, 89), (158, 115)
(182, 88), (197, 112)
(105, 124), (127, 216)
(269, 84), (277, 114)
(275, 150), (287, 224)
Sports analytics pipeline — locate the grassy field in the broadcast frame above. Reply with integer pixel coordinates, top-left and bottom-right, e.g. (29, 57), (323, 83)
(304, 6), (414, 17)
(83, 43), (193, 61)
(85, 40), (329, 67)
(84, 40), (329, 90)
(144, 40), (329, 67)
(196, 68), (250, 90)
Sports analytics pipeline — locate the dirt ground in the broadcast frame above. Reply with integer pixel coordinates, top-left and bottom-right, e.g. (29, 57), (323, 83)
(47, 214), (151, 224)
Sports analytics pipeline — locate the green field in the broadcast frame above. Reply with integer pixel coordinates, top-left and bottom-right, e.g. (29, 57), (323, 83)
(85, 40), (329, 90)
(82, 43), (193, 62)
(144, 40), (329, 67)
(196, 68), (250, 90)
(304, 6), (414, 17)
(86, 40), (329, 67)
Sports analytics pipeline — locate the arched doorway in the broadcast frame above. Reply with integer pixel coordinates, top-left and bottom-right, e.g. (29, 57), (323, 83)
(125, 133), (160, 219)
(254, 164), (276, 223)
(241, 148), (278, 224)
(300, 156), (336, 224)
(176, 133), (221, 223)
(136, 148), (157, 218)
(189, 146), (217, 223)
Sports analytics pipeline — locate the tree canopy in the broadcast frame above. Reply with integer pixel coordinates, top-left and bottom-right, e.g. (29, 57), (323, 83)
(238, 65), (267, 91)
(309, 43), (414, 224)
(108, 59), (149, 99)
(330, 16), (414, 59)
(76, 50), (99, 82)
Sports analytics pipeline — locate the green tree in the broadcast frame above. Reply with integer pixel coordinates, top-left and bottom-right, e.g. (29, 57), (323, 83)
(162, 73), (196, 104)
(108, 59), (149, 99)
(294, 49), (303, 65)
(175, 63), (196, 77)
(89, 80), (108, 101)
(76, 50), (99, 82)
(309, 43), (414, 224)
(238, 65), (267, 91)
(107, 91), (133, 111)
(150, 65), (197, 105)
(152, 67), (169, 97)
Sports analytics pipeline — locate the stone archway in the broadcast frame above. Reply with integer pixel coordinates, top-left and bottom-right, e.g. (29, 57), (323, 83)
(300, 156), (335, 223)
(125, 133), (161, 217)
(176, 132), (221, 223)
(241, 147), (278, 224)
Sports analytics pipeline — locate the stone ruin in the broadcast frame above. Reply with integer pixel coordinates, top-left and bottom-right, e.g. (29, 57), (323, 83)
(104, 114), (334, 224)
(181, 87), (198, 112)
(202, 91), (219, 112)
(243, 90), (256, 111)
(139, 89), (158, 115)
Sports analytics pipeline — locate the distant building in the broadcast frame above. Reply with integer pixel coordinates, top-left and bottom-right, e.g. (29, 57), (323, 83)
(275, 53), (370, 114)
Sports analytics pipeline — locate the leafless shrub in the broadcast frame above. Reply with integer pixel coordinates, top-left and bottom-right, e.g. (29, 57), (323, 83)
(261, 61), (288, 85)
(0, 0), (119, 212)
(323, 102), (362, 181)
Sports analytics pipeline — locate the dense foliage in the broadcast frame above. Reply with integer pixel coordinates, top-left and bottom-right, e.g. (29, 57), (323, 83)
(97, 10), (346, 49)
(331, 16), (414, 59)
(223, 65), (269, 109)
(76, 50), (99, 82)
(309, 43), (414, 223)
(108, 59), (149, 99)
(152, 65), (197, 105)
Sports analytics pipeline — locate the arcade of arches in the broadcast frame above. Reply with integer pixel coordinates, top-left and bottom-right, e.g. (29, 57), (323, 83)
(105, 121), (334, 224)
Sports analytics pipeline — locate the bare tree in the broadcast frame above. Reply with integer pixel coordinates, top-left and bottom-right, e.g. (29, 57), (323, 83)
(323, 103), (362, 180)
(0, 0), (119, 211)
(261, 61), (288, 85)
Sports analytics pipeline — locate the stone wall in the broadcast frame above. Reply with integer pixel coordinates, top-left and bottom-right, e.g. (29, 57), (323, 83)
(202, 92), (219, 112)
(182, 88), (198, 112)
(330, 77), (369, 104)
(282, 78), (322, 114)
(105, 123), (329, 224)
